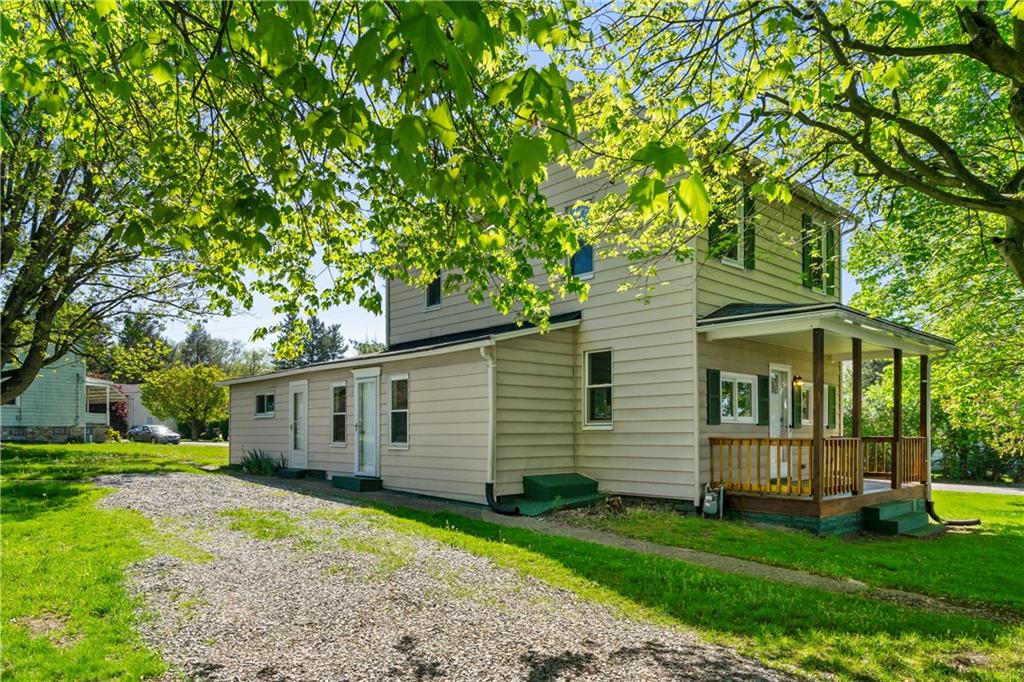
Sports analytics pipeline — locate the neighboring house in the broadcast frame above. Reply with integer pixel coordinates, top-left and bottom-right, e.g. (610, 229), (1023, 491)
(118, 383), (176, 431)
(1, 353), (127, 443)
(224, 166), (953, 533)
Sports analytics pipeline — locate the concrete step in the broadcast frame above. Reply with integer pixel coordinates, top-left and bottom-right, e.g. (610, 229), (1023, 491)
(865, 511), (929, 535)
(331, 475), (383, 492)
(277, 468), (307, 479)
(522, 473), (598, 501)
(502, 493), (603, 517)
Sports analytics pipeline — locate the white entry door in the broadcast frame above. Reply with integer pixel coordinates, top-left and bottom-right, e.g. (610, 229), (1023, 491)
(289, 380), (308, 469)
(768, 365), (791, 479)
(355, 376), (379, 477)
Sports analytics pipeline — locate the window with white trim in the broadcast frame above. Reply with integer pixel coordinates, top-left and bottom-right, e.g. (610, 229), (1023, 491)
(389, 375), (409, 446)
(425, 276), (442, 309)
(331, 382), (347, 445)
(719, 194), (746, 267)
(720, 372), (756, 423)
(584, 349), (613, 426)
(255, 393), (275, 417)
(801, 385), (813, 425)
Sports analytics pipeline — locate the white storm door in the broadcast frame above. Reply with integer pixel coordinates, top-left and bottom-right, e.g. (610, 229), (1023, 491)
(768, 365), (791, 479)
(289, 380), (308, 468)
(355, 376), (379, 477)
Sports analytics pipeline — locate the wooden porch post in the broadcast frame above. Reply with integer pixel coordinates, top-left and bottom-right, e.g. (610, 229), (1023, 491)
(812, 328), (825, 504)
(920, 355), (931, 484)
(852, 338), (863, 494)
(892, 348), (903, 489)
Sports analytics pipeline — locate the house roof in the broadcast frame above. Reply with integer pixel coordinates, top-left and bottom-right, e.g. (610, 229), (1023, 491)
(219, 311), (583, 387)
(698, 303), (954, 357)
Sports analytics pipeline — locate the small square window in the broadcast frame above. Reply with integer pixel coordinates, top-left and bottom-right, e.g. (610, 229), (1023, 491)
(255, 393), (275, 416)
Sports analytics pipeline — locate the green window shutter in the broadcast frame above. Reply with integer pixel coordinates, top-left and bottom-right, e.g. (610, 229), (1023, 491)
(743, 186), (756, 270)
(791, 385), (802, 428)
(827, 384), (837, 430)
(825, 227), (837, 296)
(801, 213), (813, 288)
(706, 369), (721, 425)
(757, 374), (769, 425)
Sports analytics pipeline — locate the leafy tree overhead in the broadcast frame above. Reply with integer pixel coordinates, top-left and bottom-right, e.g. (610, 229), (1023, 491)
(140, 364), (228, 440)
(1, 1), (601, 402)
(561, 1), (1024, 286)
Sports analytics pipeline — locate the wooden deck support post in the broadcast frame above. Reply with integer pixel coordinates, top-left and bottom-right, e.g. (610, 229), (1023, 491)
(920, 355), (930, 484)
(892, 348), (903, 489)
(812, 328), (825, 504)
(852, 338), (863, 495)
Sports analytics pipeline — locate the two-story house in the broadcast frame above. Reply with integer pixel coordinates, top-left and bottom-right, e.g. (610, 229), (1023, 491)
(224, 166), (953, 534)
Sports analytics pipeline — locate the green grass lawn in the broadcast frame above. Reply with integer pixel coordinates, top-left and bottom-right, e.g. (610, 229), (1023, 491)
(1, 443), (228, 680)
(3, 442), (1022, 681)
(564, 491), (1024, 613)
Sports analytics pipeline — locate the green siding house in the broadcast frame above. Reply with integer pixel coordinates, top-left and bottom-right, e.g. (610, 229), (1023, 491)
(1, 354), (124, 443)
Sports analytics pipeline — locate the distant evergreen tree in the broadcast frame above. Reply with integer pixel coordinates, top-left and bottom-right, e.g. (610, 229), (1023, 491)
(274, 314), (347, 369)
(350, 337), (385, 355)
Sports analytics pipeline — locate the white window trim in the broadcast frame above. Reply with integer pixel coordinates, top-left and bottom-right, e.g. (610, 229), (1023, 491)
(330, 381), (347, 447)
(424, 276), (442, 311)
(800, 385), (814, 427)
(3, 395), (20, 408)
(719, 183), (747, 270)
(808, 219), (834, 295)
(254, 392), (276, 418)
(388, 373), (410, 449)
(583, 349), (613, 430)
(720, 371), (757, 424)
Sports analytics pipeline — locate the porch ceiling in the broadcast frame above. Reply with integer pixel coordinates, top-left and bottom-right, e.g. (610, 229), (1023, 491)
(697, 303), (954, 358)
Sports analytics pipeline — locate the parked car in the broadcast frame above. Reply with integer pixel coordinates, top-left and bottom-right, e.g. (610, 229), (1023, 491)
(127, 424), (181, 444)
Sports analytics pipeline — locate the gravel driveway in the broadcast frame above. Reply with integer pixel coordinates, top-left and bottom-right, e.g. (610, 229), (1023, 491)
(96, 473), (789, 681)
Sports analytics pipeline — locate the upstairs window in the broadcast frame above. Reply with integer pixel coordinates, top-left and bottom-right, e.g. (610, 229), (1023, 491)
(709, 184), (755, 269)
(569, 206), (594, 278)
(389, 375), (409, 446)
(801, 215), (837, 295)
(425, 275), (442, 309)
(585, 350), (613, 426)
(255, 393), (275, 417)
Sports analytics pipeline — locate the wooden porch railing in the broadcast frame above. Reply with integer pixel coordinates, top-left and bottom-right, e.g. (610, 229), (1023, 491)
(709, 437), (861, 498)
(862, 436), (928, 484)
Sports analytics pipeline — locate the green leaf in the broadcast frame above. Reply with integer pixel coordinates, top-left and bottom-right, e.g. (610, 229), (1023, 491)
(286, 0), (315, 32)
(631, 141), (688, 177)
(95, 0), (117, 18)
(674, 174), (710, 225)
(351, 27), (380, 81)
(150, 60), (174, 86)
(393, 115), (427, 154)
(507, 135), (549, 180)
(426, 102), (458, 148)
(255, 13), (294, 65)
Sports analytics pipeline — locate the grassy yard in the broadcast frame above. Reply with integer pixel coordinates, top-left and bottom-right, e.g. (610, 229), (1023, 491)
(563, 491), (1024, 613)
(3, 442), (1022, 681)
(1, 443), (228, 681)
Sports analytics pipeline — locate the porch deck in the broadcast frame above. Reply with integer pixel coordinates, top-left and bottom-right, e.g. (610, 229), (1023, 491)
(708, 436), (929, 524)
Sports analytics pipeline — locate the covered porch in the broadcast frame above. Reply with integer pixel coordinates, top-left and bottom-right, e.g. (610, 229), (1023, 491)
(698, 303), (954, 530)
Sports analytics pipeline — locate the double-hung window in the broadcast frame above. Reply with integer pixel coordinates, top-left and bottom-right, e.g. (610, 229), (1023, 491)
(801, 215), (837, 295)
(331, 382), (347, 445)
(584, 350), (613, 427)
(711, 184), (754, 269)
(255, 393), (275, 417)
(389, 375), (409, 446)
(720, 372), (757, 423)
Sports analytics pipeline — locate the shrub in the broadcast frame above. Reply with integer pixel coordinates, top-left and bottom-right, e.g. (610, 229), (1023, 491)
(239, 449), (286, 476)
(104, 427), (122, 443)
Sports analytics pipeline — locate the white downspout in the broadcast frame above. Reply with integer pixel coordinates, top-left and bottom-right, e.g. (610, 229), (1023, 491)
(480, 344), (496, 485)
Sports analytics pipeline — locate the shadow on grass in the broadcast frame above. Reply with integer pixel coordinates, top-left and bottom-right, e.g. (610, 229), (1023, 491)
(1, 442), (229, 481)
(236, 476), (1019, 680)
(0, 479), (93, 521)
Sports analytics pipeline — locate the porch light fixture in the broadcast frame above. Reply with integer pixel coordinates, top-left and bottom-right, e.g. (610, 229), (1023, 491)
(792, 375), (804, 389)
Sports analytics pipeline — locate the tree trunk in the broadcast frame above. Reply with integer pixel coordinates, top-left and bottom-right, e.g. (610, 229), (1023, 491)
(190, 420), (201, 440)
(993, 217), (1024, 285)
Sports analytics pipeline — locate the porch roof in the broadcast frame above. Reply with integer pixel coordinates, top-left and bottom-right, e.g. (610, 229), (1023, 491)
(697, 303), (954, 358)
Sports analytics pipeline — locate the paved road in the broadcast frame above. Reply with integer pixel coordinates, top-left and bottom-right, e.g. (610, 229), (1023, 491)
(180, 440), (229, 447)
(932, 481), (1024, 496)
